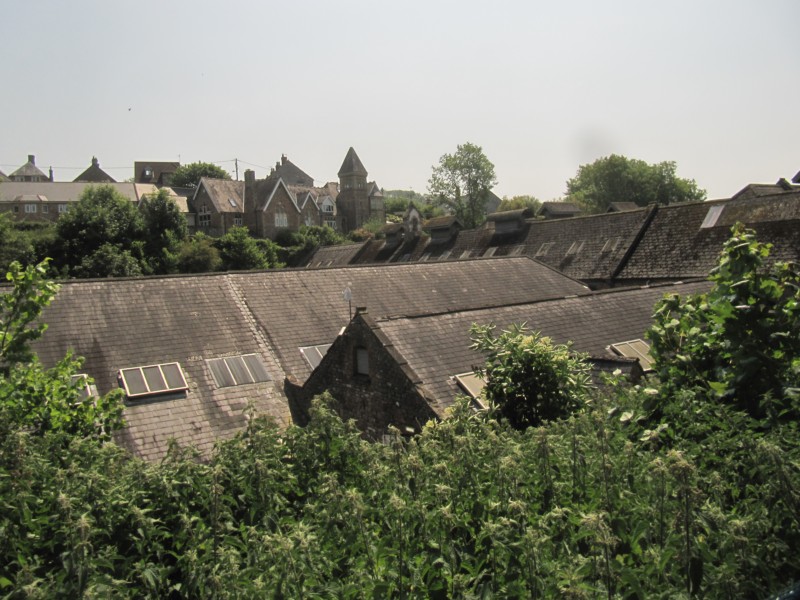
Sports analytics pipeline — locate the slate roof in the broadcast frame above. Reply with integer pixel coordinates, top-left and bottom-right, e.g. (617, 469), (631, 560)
(27, 258), (586, 460)
(538, 201), (582, 218)
(134, 161), (179, 185)
(306, 242), (367, 267)
(371, 280), (711, 415)
(0, 182), (156, 204)
(31, 275), (291, 462)
(195, 178), (246, 213)
(607, 202), (639, 212)
(617, 192), (800, 281)
(338, 147), (368, 177)
(73, 157), (116, 183)
(268, 155), (314, 187)
(230, 257), (589, 384)
(424, 215), (463, 230)
(9, 155), (48, 180)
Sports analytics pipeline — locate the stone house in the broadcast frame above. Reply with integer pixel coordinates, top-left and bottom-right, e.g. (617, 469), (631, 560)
(191, 177), (246, 237)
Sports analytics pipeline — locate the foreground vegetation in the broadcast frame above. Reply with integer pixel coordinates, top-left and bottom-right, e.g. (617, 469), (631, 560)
(0, 226), (798, 598)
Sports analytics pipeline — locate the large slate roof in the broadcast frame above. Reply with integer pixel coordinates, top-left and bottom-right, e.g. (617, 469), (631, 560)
(28, 258), (586, 460)
(196, 178), (246, 213)
(338, 147), (368, 177)
(73, 157), (116, 183)
(0, 181), (157, 203)
(373, 280), (711, 415)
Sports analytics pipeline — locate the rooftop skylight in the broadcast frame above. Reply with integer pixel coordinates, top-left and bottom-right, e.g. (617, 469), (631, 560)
(609, 339), (654, 372)
(207, 354), (271, 388)
(119, 362), (188, 399)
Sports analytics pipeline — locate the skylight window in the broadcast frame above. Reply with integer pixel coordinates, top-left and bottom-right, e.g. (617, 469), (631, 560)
(460, 250), (473, 259)
(484, 247), (497, 257)
(535, 242), (554, 257)
(609, 339), (654, 372)
(300, 344), (333, 370)
(566, 241), (585, 256)
(601, 237), (621, 253)
(439, 250), (451, 260)
(207, 354), (271, 388)
(454, 372), (487, 409)
(510, 245), (525, 256)
(71, 374), (98, 399)
(700, 205), (724, 229)
(119, 362), (188, 399)
(419, 252), (431, 261)
(228, 198), (238, 208)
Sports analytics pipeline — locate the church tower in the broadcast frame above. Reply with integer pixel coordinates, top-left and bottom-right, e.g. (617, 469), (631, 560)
(336, 147), (370, 233)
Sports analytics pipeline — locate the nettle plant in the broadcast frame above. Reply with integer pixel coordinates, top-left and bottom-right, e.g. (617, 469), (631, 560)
(647, 224), (800, 420)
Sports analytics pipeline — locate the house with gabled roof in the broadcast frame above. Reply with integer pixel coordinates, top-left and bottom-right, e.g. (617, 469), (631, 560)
(267, 154), (314, 187)
(286, 279), (711, 436)
(134, 161), (179, 186)
(192, 177), (246, 236)
(9, 155), (51, 182)
(73, 157), (116, 183)
(28, 257), (593, 459)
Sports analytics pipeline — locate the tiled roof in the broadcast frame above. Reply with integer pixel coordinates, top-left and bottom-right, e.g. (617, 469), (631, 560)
(134, 161), (179, 185)
(269, 156), (314, 187)
(31, 275), (291, 462)
(0, 182), (152, 204)
(607, 202), (639, 212)
(424, 215), (462, 230)
(73, 157), (116, 183)
(538, 201), (581, 217)
(306, 243), (367, 267)
(617, 192), (800, 281)
(28, 258), (586, 459)
(9, 156), (48, 180)
(196, 178), (246, 213)
(338, 147), (367, 177)
(230, 258), (587, 384)
(373, 280), (711, 415)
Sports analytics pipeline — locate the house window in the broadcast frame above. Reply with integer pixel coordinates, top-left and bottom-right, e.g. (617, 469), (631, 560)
(199, 204), (211, 228)
(119, 362), (188, 399)
(206, 354), (271, 388)
(601, 237), (621, 254)
(275, 209), (288, 228)
(566, 241), (585, 256)
(453, 371), (487, 409)
(355, 347), (369, 376)
(58, 204), (68, 213)
(305, 215), (314, 227)
(13, 206), (19, 213)
(535, 242), (553, 257)
(324, 218), (337, 229)
(233, 213), (243, 226)
(323, 203), (334, 213)
(71, 374), (98, 398)
(41, 205), (49, 213)
(25, 204), (37, 213)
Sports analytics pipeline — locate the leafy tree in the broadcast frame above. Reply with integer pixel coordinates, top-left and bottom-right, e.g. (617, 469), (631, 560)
(647, 224), (800, 420)
(566, 154), (706, 213)
(497, 194), (542, 213)
(470, 322), (591, 429)
(140, 189), (187, 274)
(0, 260), (124, 437)
(53, 185), (147, 277)
(214, 226), (270, 271)
(170, 161), (231, 188)
(176, 234), (222, 273)
(427, 142), (497, 229)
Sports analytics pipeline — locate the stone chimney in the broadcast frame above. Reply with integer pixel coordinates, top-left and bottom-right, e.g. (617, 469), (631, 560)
(281, 154), (287, 165)
(92, 156), (99, 167)
(49, 167), (54, 182)
(28, 154), (35, 165)
(244, 169), (255, 184)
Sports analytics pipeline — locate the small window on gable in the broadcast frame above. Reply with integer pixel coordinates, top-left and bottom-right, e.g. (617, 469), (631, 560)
(609, 339), (654, 372)
(207, 354), (271, 388)
(300, 344), (333, 370)
(119, 362), (188, 399)
(535, 242), (554, 257)
(484, 247), (497, 257)
(355, 347), (369, 376)
(454, 372), (487, 409)
(700, 205), (725, 229)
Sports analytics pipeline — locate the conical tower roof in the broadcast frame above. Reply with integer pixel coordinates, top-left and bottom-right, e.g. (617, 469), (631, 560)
(337, 147), (367, 178)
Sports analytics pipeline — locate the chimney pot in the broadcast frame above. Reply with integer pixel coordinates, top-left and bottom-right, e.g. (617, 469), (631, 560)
(281, 154), (287, 164)
(49, 167), (54, 182)
(92, 156), (99, 167)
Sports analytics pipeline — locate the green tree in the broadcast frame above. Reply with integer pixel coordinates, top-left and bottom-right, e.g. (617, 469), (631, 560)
(470, 322), (592, 429)
(140, 189), (188, 274)
(427, 142), (497, 229)
(566, 154), (706, 213)
(214, 226), (270, 271)
(53, 185), (147, 277)
(497, 194), (542, 213)
(170, 161), (231, 188)
(0, 260), (124, 437)
(647, 224), (800, 420)
(176, 233), (222, 273)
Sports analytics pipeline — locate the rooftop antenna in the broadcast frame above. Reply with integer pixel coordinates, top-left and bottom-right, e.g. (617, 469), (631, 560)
(343, 286), (352, 320)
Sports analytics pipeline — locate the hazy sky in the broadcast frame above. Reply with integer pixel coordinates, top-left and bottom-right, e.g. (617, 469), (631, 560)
(2, 0), (797, 201)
